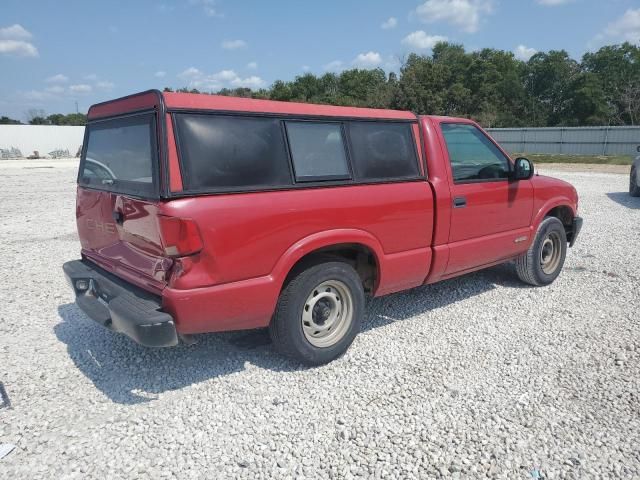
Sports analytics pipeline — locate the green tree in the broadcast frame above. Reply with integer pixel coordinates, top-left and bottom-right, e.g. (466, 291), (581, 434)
(0, 116), (21, 124)
(46, 113), (65, 125)
(396, 51), (449, 115)
(269, 80), (293, 101)
(582, 43), (640, 125)
(567, 72), (612, 125)
(166, 42), (640, 127)
(526, 50), (581, 126)
(29, 116), (49, 125)
(61, 113), (87, 125)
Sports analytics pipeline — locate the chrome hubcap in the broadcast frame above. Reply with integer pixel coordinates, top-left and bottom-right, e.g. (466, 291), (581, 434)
(540, 231), (562, 275)
(302, 280), (353, 348)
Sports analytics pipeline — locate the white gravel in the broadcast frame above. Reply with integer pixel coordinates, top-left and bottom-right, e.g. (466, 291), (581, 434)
(1, 159), (639, 479)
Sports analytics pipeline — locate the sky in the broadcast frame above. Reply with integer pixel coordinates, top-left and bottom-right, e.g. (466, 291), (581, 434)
(1, 0), (639, 120)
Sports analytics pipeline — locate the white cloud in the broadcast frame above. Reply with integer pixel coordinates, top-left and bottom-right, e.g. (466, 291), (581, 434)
(214, 70), (237, 82)
(537, 0), (573, 5)
(246, 61), (258, 69)
(178, 67), (202, 79)
(22, 89), (54, 101)
(599, 8), (640, 44)
(0, 24), (38, 57)
(231, 75), (265, 88)
(96, 81), (115, 90)
(514, 44), (537, 61)
(221, 39), (247, 50)
(45, 85), (65, 94)
(0, 24), (32, 40)
(302, 65), (311, 72)
(178, 67), (264, 90)
(84, 73), (98, 81)
(155, 71), (166, 78)
(323, 60), (344, 72)
(190, 0), (222, 17)
(46, 73), (68, 83)
(352, 51), (383, 68)
(415, 0), (493, 33)
(0, 39), (38, 57)
(381, 17), (398, 29)
(402, 30), (448, 50)
(69, 84), (92, 94)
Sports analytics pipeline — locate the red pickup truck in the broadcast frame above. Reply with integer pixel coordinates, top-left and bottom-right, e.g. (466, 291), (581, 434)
(63, 90), (582, 365)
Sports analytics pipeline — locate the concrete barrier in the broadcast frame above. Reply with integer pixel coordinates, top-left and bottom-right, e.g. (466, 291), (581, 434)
(0, 125), (85, 159)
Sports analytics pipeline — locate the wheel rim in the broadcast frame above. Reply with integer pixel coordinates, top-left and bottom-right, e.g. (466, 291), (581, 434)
(301, 280), (353, 348)
(540, 231), (562, 275)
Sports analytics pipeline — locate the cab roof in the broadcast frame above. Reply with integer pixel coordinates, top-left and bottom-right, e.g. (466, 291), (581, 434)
(87, 89), (417, 121)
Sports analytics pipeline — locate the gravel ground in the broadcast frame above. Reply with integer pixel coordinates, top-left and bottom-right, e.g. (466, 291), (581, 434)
(1, 159), (639, 479)
(535, 163), (631, 175)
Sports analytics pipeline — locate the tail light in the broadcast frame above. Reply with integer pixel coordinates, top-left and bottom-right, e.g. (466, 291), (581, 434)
(158, 216), (203, 257)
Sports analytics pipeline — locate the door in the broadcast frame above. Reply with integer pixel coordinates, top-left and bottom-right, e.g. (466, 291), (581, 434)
(439, 122), (534, 275)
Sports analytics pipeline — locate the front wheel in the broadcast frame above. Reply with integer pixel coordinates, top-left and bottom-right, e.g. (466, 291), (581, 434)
(515, 216), (567, 286)
(269, 261), (364, 366)
(630, 167), (640, 197)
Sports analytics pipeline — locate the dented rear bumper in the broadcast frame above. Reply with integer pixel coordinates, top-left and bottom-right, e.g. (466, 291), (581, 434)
(62, 259), (178, 347)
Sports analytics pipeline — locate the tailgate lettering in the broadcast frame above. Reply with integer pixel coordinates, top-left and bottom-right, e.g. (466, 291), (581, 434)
(87, 219), (116, 234)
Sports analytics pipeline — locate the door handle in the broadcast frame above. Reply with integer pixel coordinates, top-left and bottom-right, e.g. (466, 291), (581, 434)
(453, 196), (467, 208)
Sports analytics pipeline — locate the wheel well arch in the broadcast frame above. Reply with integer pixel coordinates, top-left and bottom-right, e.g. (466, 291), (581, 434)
(281, 243), (380, 295)
(544, 204), (575, 240)
(545, 205), (573, 224)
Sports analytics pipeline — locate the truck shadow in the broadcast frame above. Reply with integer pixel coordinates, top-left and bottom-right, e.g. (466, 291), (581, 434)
(55, 262), (521, 405)
(606, 192), (640, 209)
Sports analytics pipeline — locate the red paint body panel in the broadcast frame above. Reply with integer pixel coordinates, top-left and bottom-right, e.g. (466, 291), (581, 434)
(76, 187), (171, 294)
(73, 91), (580, 336)
(530, 175), (578, 227)
(88, 91), (160, 120)
(160, 182), (433, 288)
(423, 116), (535, 279)
(163, 92), (417, 120)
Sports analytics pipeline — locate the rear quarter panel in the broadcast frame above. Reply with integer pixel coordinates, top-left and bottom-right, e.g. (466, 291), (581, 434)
(162, 182), (434, 288)
(161, 182), (435, 333)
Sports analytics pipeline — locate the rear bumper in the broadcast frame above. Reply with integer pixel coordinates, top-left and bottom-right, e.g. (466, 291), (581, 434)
(569, 216), (583, 247)
(62, 260), (178, 347)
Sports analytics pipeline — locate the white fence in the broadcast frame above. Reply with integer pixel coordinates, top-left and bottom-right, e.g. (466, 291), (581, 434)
(3, 124), (638, 159)
(487, 126), (640, 156)
(0, 125), (85, 159)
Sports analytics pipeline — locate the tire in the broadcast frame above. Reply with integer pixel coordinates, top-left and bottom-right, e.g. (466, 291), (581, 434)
(630, 167), (640, 197)
(269, 261), (364, 366)
(515, 216), (567, 286)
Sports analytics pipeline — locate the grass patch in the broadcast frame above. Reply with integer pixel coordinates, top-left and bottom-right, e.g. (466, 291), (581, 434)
(514, 153), (633, 165)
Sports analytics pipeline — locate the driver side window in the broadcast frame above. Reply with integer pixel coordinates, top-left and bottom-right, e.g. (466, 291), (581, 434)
(441, 123), (510, 182)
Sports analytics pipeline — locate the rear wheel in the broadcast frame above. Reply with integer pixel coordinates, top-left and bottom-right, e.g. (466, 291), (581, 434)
(630, 167), (640, 197)
(269, 261), (364, 365)
(515, 216), (567, 286)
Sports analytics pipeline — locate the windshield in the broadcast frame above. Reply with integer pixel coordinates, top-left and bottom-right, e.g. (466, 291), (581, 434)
(79, 113), (157, 196)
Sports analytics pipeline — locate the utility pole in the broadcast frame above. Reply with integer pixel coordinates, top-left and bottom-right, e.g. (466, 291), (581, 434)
(75, 101), (79, 114)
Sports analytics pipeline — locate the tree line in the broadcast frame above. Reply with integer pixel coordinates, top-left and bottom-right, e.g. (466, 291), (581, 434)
(0, 110), (87, 126)
(166, 42), (640, 128)
(2, 42), (638, 128)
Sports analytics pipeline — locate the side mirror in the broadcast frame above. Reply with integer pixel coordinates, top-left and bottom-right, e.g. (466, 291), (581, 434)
(513, 157), (534, 180)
